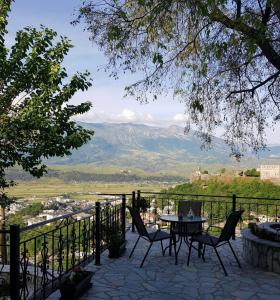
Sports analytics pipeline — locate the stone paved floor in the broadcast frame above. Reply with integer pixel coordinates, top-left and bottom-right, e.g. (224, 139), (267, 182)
(48, 230), (280, 300)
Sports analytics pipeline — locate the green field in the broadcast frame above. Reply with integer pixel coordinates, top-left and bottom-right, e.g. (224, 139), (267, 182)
(5, 163), (189, 202)
(7, 177), (169, 201)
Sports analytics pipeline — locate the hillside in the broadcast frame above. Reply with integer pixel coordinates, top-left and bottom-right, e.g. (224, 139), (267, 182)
(165, 178), (280, 199)
(46, 122), (280, 172)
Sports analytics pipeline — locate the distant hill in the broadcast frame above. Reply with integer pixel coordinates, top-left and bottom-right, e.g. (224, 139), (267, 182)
(45, 122), (280, 172)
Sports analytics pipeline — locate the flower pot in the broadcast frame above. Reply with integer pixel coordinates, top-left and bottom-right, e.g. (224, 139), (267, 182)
(60, 271), (93, 300)
(108, 241), (126, 258)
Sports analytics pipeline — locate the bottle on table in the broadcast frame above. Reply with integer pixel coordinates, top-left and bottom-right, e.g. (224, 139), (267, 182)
(187, 208), (194, 219)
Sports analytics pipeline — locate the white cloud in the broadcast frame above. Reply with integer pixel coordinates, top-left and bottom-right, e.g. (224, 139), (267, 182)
(117, 109), (154, 122)
(173, 113), (187, 122)
(74, 109), (156, 125)
(117, 109), (136, 121)
(74, 109), (193, 129)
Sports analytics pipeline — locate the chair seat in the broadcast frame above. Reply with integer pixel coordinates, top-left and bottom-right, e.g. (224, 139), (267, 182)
(191, 232), (219, 246)
(148, 230), (171, 241)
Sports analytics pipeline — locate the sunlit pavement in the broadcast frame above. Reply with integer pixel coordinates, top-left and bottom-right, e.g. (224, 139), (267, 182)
(48, 230), (280, 300)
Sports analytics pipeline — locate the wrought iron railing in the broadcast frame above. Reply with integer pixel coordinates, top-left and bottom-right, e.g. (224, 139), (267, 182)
(0, 228), (10, 298)
(131, 191), (280, 234)
(4, 194), (129, 300)
(3, 190), (280, 300)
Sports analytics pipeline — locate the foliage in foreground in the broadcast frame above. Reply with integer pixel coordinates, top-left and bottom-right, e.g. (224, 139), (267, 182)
(0, 0), (94, 200)
(75, 0), (280, 157)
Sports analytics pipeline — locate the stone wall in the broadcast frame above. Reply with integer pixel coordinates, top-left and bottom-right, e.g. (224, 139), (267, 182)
(242, 228), (280, 274)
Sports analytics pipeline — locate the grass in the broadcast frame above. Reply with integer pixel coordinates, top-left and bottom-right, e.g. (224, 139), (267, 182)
(7, 177), (167, 201)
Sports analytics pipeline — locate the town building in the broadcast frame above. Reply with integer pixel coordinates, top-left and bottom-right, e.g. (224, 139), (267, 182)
(260, 165), (280, 180)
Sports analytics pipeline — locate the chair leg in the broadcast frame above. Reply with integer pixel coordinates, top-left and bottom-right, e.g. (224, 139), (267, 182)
(129, 236), (140, 258)
(140, 241), (153, 268)
(173, 234), (178, 265)
(202, 244), (206, 262)
(213, 247), (228, 276)
(160, 240), (164, 256)
(228, 241), (241, 268)
(187, 240), (193, 266)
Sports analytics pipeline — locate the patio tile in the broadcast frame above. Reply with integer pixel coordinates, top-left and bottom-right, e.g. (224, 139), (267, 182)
(231, 290), (257, 299)
(47, 230), (280, 300)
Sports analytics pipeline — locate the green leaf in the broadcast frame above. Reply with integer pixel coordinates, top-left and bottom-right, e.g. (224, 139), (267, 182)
(0, 6), (94, 191)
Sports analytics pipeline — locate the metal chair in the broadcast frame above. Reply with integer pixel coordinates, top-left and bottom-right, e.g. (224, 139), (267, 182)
(173, 200), (203, 235)
(127, 206), (176, 268)
(187, 210), (244, 276)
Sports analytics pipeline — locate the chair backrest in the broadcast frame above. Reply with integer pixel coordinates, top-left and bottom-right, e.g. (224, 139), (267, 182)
(127, 206), (149, 238)
(178, 200), (202, 217)
(219, 210), (244, 242)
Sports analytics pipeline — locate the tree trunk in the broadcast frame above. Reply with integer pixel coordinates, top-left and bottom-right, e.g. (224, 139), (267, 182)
(0, 206), (7, 264)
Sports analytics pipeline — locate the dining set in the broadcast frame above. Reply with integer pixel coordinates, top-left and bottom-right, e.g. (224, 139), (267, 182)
(127, 201), (244, 276)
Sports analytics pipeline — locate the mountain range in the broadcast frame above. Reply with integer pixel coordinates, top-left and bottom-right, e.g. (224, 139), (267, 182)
(47, 122), (280, 172)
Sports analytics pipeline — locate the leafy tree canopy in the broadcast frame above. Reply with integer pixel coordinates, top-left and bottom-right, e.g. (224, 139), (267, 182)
(167, 178), (280, 198)
(220, 168), (226, 174)
(75, 0), (280, 158)
(244, 168), (260, 177)
(0, 0), (94, 198)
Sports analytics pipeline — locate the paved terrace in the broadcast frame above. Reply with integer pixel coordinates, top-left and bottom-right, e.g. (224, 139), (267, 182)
(48, 230), (280, 300)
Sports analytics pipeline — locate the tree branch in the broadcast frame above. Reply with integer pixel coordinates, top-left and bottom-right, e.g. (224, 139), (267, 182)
(227, 71), (280, 97)
(270, 0), (280, 21)
(236, 0), (241, 18)
(262, 0), (272, 25)
(208, 4), (280, 71)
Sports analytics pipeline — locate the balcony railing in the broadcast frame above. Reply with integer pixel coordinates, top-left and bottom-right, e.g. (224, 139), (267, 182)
(1, 190), (280, 300)
(131, 191), (280, 236)
(1, 194), (129, 300)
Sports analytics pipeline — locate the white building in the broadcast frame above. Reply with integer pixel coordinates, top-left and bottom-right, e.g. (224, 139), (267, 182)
(27, 217), (45, 226)
(260, 165), (280, 180)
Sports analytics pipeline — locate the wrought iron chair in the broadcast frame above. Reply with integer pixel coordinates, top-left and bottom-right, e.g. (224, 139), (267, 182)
(187, 210), (244, 276)
(173, 200), (203, 236)
(127, 206), (175, 268)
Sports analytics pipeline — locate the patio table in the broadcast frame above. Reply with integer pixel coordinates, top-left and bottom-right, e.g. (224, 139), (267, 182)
(160, 215), (206, 264)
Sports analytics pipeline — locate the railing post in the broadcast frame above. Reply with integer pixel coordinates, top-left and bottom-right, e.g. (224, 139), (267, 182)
(10, 225), (20, 300)
(232, 194), (236, 240)
(137, 190), (141, 211)
(131, 191), (136, 232)
(0, 207), (7, 264)
(121, 194), (126, 244)
(232, 194), (236, 213)
(95, 202), (101, 265)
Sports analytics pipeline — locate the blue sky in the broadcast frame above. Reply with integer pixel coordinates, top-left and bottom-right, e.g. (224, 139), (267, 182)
(7, 0), (186, 126)
(6, 0), (280, 144)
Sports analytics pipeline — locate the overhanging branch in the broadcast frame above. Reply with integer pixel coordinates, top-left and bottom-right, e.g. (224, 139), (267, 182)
(205, 2), (280, 71)
(227, 71), (280, 97)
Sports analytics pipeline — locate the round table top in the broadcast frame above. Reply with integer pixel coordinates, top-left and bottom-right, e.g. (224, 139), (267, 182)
(160, 215), (206, 223)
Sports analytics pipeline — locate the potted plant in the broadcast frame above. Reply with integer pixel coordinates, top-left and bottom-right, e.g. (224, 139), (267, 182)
(104, 222), (126, 258)
(0, 284), (10, 299)
(108, 232), (126, 258)
(138, 197), (150, 213)
(60, 267), (93, 300)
